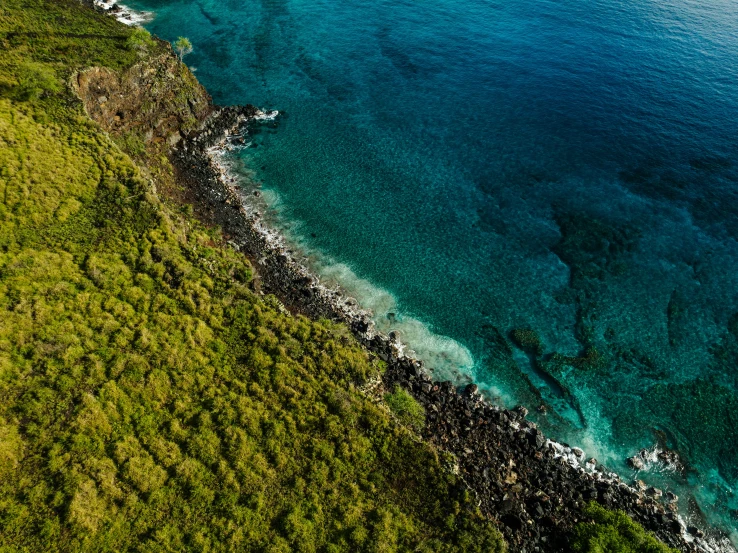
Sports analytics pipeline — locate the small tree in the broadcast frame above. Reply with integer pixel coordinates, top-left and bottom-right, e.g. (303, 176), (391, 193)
(174, 37), (193, 60)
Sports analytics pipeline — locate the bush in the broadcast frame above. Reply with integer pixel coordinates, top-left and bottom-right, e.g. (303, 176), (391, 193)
(13, 62), (61, 100)
(126, 27), (156, 54)
(385, 387), (425, 432)
(571, 502), (679, 553)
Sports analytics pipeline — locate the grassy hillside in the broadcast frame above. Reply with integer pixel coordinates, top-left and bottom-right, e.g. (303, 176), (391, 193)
(0, 1), (505, 551)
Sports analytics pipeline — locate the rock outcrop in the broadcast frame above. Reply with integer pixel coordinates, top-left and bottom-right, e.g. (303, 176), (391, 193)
(74, 51), (210, 146)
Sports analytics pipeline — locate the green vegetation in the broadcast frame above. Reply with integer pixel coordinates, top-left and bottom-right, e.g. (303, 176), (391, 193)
(0, 2), (684, 552)
(384, 387), (425, 432)
(126, 27), (156, 56)
(10, 61), (61, 100)
(174, 36), (193, 60)
(0, 0), (148, 80)
(0, 1), (505, 551)
(571, 503), (679, 553)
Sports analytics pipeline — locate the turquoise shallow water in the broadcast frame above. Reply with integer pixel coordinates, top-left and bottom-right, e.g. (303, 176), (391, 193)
(131, 0), (738, 536)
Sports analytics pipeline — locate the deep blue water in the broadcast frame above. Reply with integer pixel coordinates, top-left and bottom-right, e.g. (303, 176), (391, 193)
(131, 0), (738, 537)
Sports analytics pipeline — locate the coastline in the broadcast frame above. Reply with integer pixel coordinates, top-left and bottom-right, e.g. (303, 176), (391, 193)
(7, 0), (734, 548)
(92, 0), (153, 25)
(169, 106), (736, 553)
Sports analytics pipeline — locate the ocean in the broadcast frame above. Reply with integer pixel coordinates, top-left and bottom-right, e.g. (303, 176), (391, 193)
(129, 0), (738, 537)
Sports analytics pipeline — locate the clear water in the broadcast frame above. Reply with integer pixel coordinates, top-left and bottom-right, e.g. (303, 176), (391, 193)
(130, 0), (738, 537)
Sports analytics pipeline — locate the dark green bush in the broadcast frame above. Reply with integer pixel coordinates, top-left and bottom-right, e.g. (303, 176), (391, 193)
(12, 61), (61, 100)
(571, 502), (679, 553)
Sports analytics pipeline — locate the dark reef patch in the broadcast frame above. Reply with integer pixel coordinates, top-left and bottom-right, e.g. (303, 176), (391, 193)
(552, 213), (639, 287)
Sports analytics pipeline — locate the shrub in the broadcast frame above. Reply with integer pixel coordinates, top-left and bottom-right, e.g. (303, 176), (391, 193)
(385, 387), (425, 432)
(126, 27), (156, 54)
(13, 62), (61, 100)
(571, 502), (679, 553)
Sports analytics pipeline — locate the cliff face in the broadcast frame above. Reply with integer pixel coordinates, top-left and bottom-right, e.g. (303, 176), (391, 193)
(74, 51), (210, 147)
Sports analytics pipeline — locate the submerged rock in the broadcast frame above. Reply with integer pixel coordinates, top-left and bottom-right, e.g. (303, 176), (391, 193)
(627, 455), (645, 470)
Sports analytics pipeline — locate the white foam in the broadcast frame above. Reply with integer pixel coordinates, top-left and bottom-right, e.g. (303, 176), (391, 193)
(545, 438), (737, 553)
(631, 445), (683, 474)
(206, 113), (738, 553)
(253, 109), (279, 121)
(316, 261), (475, 375)
(93, 0), (153, 26)
(209, 121), (475, 378)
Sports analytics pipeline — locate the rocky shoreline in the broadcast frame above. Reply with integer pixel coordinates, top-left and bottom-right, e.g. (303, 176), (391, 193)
(90, 0), (152, 25)
(170, 106), (735, 553)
